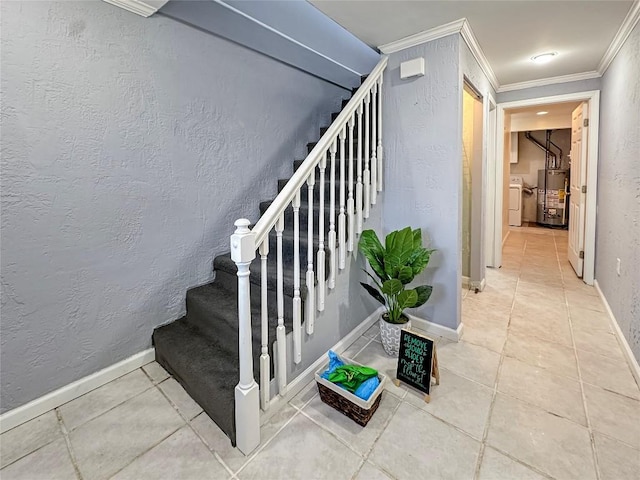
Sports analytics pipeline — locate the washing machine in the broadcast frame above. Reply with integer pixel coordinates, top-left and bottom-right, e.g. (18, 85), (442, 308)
(508, 175), (523, 227)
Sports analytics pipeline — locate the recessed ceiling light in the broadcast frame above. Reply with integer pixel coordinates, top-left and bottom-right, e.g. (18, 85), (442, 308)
(531, 52), (558, 64)
(537, 111), (548, 116)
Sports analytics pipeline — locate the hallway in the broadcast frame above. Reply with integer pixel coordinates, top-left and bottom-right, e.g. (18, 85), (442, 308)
(1, 229), (639, 480)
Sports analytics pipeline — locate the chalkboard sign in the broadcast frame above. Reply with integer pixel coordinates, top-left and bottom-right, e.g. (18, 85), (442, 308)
(395, 329), (439, 402)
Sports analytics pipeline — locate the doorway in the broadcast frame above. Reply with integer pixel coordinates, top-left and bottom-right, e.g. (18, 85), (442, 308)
(491, 91), (600, 284)
(462, 80), (485, 291)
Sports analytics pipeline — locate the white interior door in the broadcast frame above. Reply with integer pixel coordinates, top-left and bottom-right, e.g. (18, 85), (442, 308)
(568, 102), (588, 277)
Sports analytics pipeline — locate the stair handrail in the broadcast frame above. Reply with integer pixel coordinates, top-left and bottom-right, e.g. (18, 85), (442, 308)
(252, 56), (388, 247)
(231, 55), (387, 456)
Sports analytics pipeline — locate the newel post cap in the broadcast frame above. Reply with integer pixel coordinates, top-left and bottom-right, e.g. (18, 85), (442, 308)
(230, 219), (256, 263)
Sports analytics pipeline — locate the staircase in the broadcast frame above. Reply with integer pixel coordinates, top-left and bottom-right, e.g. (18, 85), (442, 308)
(153, 57), (388, 454)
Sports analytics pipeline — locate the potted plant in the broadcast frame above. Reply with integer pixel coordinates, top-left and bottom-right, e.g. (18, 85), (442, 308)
(358, 227), (435, 356)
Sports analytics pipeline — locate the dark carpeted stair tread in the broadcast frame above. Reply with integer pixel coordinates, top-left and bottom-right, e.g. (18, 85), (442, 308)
(153, 319), (239, 445)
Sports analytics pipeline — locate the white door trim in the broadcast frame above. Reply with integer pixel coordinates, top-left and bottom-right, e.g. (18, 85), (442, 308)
(485, 94), (498, 267)
(494, 90), (600, 284)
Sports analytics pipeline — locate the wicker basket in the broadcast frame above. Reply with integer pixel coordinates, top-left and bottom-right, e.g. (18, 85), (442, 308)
(314, 355), (386, 427)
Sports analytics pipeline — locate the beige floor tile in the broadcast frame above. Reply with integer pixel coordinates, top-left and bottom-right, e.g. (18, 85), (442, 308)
(462, 298), (511, 324)
(342, 336), (374, 358)
(565, 291), (606, 312)
(584, 384), (640, 449)
(238, 414), (362, 480)
(487, 394), (596, 480)
(158, 378), (203, 420)
(504, 332), (578, 378)
(110, 426), (229, 480)
(0, 411), (62, 469)
(460, 322), (507, 353)
(574, 329), (625, 359)
(191, 404), (298, 474)
(509, 310), (573, 348)
(142, 362), (170, 383)
(577, 349), (640, 399)
(302, 390), (400, 455)
(498, 356), (586, 425)
(404, 368), (493, 439)
(354, 461), (393, 480)
(563, 279), (599, 296)
(0, 438), (76, 480)
(289, 380), (319, 409)
(594, 432), (640, 480)
(478, 447), (548, 480)
(59, 369), (152, 430)
(353, 341), (408, 398)
(370, 403), (480, 480)
(464, 287), (515, 308)
(362, 324), (381, 342)
(511, 295), (568, 320)
(70, 388), (184, 480)
(570, 305), (612, 333)
(520, 271), (563, 286)
(437, 340), (501, 387)
(516, 281), (566, 303)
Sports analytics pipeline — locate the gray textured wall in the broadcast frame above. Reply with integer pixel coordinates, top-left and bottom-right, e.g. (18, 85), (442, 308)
(0, 0), (347, 412)
(596, 23), (640, 361)
(382, 35), (462, 330)
(497, 77), (601, 104)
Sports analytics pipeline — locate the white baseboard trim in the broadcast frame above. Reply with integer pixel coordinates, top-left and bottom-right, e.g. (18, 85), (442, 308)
(594, 280), (640, 387)
(0, 348), (156, 433)
(408, 314), (463, 342)
(470, 278), (486, 292)
(260, 306), (384, 425)
(461, 276), (470, 288)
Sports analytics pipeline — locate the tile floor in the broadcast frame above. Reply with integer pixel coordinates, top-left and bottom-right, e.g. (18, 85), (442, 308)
(2, 227), (639, 479)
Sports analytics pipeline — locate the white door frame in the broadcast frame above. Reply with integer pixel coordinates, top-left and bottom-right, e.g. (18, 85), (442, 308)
(484, 94), (498, 268)
(493, 90), (600, 284)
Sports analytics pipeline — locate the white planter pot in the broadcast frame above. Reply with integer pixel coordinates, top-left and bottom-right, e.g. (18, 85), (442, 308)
(379, 315), (411, 356)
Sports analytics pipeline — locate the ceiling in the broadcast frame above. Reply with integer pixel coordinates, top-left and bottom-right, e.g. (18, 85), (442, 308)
(308, 0), (635, 87)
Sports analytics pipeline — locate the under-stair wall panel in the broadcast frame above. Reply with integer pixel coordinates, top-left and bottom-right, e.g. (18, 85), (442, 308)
(0, 0), (348, 414)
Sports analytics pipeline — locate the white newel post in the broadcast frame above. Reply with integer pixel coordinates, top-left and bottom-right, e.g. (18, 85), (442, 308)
(377, 76), (383, 192)
(230, 219), (260, 455)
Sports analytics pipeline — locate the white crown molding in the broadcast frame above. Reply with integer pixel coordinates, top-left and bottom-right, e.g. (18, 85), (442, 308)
(597, 0), (640, 74)
(460, 19), (500, 92)
(378, 18), (466, 54)
(497, 70), (602, 93)
(378, 18), (499, 92)
(102, 0), (168, 17)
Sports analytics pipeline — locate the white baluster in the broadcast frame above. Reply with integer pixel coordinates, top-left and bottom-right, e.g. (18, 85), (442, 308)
(317, 151), (327, 311)
(259, 240), (270, 411)
(230, 219), (259, 455)
(292, 190), (302, 364)
(356, 103), (364, 234)
(275, 214), (286, 394)
(328, 140), (337, 289)
(377, 75), (383, 192)
(371, 82), (378, 205)
(305, 171), (316, 334)
(364, 92), (371, 219)
(338, 125), (347, 270)
(347, 114), (355, 252)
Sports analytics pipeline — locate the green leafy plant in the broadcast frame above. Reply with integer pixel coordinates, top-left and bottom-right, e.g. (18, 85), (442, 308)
(358, 227), (435, 324)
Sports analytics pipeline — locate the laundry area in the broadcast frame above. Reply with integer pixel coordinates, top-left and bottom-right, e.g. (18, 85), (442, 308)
(506, 102), (581, 229)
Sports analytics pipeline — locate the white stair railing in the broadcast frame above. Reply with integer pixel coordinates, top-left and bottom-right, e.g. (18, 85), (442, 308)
(229, 56), (387, 455)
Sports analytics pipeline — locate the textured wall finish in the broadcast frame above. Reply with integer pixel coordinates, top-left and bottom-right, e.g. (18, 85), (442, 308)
(596, 23), (640, 361)
(382, 35), (462, 330)
(0, 0), (347, 413)
(496, 77), (602, 104)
